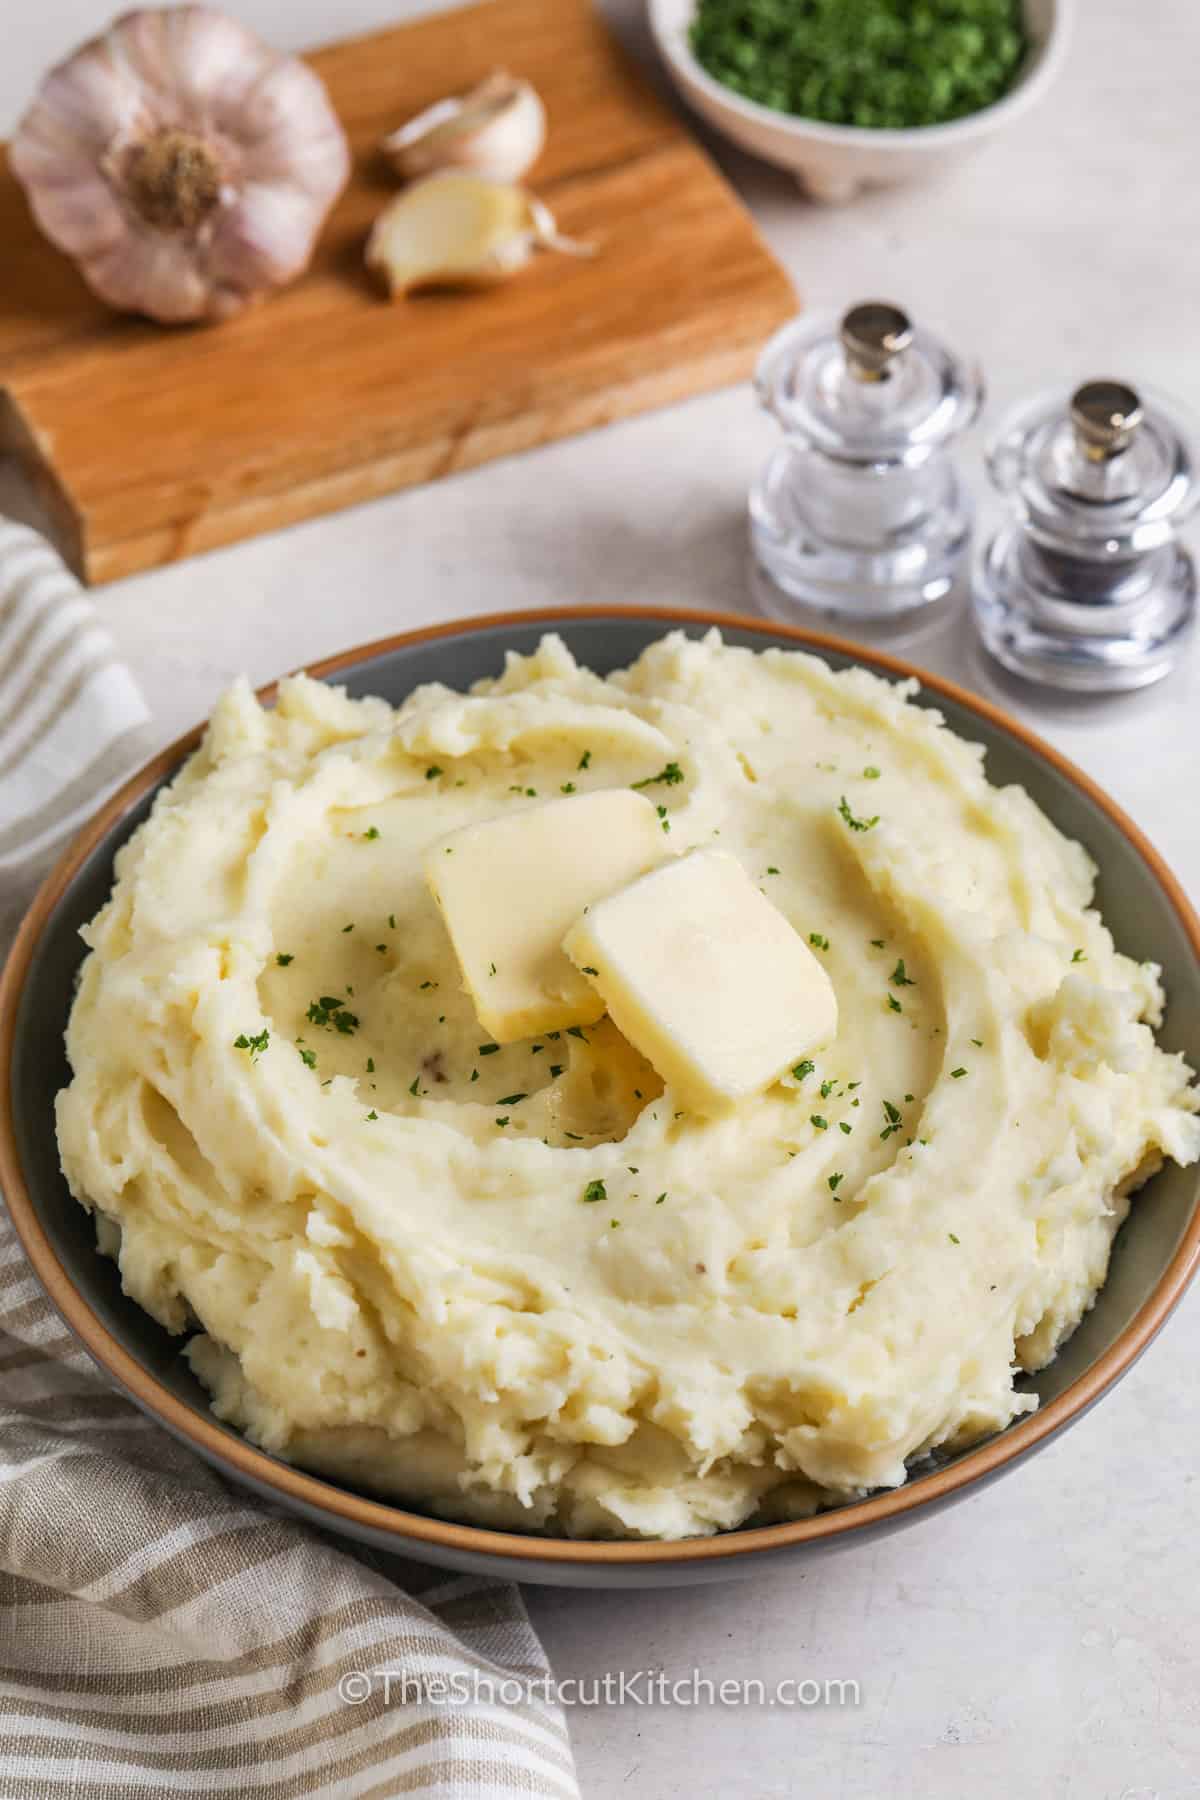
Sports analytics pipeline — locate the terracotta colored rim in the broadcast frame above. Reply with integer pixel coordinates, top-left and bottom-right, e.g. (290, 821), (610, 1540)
(3, 604), (1199, 1568)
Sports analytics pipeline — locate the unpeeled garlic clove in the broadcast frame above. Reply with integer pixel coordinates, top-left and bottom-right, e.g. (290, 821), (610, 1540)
(380, 72), (546, 185)
(365, 171), (590, 298)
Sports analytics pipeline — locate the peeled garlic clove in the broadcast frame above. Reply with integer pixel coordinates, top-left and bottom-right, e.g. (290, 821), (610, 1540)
(381, 72), (546, 186)
(10, 6), (350, 325)
(365, 172), (590, 298)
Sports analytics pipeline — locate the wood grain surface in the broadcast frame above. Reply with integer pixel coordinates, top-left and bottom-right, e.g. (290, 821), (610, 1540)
(0, 0), (795, 585)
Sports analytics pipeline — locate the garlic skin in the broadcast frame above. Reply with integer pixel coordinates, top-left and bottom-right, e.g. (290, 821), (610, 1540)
(10, 7), (351, 325)
(381, 72), (546, 186)
(365, 171), (590, 299)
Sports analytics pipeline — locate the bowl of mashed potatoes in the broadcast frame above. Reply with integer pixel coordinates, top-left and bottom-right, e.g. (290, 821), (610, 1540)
(2, 608), (1198, 1587)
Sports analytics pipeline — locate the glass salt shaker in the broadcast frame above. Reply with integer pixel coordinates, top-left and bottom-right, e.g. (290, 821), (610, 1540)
(749, 301), (983, 622)
(973, 380), (1199, 691)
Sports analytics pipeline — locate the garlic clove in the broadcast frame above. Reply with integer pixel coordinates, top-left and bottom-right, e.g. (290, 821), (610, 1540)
(365, 171), (590, 298)
(381, 71), (546, 186)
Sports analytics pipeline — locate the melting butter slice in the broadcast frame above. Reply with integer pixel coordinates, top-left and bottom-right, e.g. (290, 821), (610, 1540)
(424, 789), (671, 1043)
(563, 848), (837, 1116)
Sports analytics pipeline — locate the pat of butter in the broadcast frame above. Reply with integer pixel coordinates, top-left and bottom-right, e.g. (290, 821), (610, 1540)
(425, 789), (671, 1043)
(562, 848), (837, 1116)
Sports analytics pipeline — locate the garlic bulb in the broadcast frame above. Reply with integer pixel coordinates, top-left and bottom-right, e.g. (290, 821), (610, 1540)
(365, 171), (590, 299)
(10, 6), (350, 325)
(381, 72), (546, 185)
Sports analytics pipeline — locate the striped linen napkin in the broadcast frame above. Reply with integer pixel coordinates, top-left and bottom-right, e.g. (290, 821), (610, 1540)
(0, 522), (580, 1800)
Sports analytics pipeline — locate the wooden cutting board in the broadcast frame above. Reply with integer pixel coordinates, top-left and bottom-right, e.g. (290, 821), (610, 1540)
(0, 0), (795, 586)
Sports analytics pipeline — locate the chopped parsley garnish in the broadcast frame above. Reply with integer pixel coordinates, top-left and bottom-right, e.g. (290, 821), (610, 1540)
(820, 1078), (836, 1099)
(275, 953), (294, 966)
(578, 750), (592, 770)
(566, 1026), (588, 1042)
(296, 1044), (317, 1069)
(1071, 948), (1086, 963)
(583, 1179), (607, 1203)
(810, 1115), (829, 1131)
(882, 1100), (902, 1124)
(419, 980), (437, 990)
(496, 1092), (527, 1106)
(409, 1077), (421, 1097)
(610, 1219), (620, 1229)
(479, 1044), (500, 1056)
(495, 1116), (510, 1127)
(306, 996), (359, 1035)
(837, 795), (879, 833)
(366, 1110), (378, 1121)
(890, 959), (915, 987)
(470, 1069), (479, 1082)
(363, 826), (380, 840)
(375, 944), (387, 955)
(388, 914), (397, 929)
(887, 994), (903, 1013)
(655, 1192), (667, 1205)
(341, 922), (354, 933)
(565, 1131), (583, 1141)
(581, 966), (599, 976)
(970, 1037), (983, 1048)
(233, 1029), (269, 1061)
(948, 1232), (960, 1245)
(561, 782), (577, 795)
(792, 1060), (815, 1082)
(870, 938), (886, 949)
(863, 766), (881, 780)
(847, 1081), (861, 1091)
(766, 866), (780, 875)
(488, 962), (497, 976)
(366, 1057), (375, 1073)
(550, 1064), (565, 1078)
(809, 932), (830, 951)
(632, 761), (684, 791)
(656, 804), (671, 833)
(628, 1165), (639, 1173)
(425, 766), (443, 780)
(828, 1172), (844, 1193)
(839, 1121), (852, 1135)
(951, 1066), (968, 1079)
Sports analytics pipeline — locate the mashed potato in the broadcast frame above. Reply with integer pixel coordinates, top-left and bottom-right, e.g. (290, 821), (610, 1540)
(56, 631), (1200, 1538)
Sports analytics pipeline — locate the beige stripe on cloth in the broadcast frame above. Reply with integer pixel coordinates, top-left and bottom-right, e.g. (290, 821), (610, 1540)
(0, 519), (580, 1800)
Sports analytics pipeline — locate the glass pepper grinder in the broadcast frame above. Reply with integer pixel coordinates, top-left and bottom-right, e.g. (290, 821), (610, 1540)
(973, 380), (1199, 691)
(749, 301), (984, 622)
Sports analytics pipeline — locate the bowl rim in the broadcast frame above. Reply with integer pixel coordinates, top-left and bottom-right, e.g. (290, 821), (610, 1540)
(647, 0), (1073, 152)
(2, 601), (1198, 1569)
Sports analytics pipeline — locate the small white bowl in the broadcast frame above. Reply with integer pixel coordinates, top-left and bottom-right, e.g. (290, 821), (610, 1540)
(648, 0), (1071, 203)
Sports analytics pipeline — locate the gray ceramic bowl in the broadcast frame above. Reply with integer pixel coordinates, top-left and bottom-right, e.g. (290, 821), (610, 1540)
(3, 607), (1198, 1588)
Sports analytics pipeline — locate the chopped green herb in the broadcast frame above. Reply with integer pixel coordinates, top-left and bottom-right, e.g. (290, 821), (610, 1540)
(828, 1172), (844, 1192)
(819, 1078), (836, 1099)
(365, 1109), (378, 1121)
(566, 1026), (587, 1042)
(882, 1100), (902, 1124)
(887, 994), (903, 1014)
(949, 1232), (961, 1245)
(342, 922), (354, 933)
(363, 826), (381, 840)
(631, 761), (684, 790)
(479, 1044), (500, 1056)
(656, 804), (671, 833)
(408, 1077), (421, 1097)
(550, 1064), (565, 1078)
(546, 1032), (561, 1040)
(306, 996), (359, 1035)
(234, 1028), (269, 1060)
(793, 1060), (815, 1082)
(366, 1057), (375, 1073)
(581, 966), (599, 977)
(656, 1192), (667, 1205)
(890, 959), (916, 987)
(296, 1044), (317, 1069)
(837, 795), (879, 833)
(388, 914), (397, 929)
(863, 766), (881, 780)
(495, 1116), (510, 1127)
(561, 782), (577, 795)
(488, 962), (497, 976)
(578, 750), (592, 770)
(376, 944), (388, 955)
(470, 1069), (479, 1082)
(425, 766), (442, 780)
(951, 1066), (968, 1079)
(810, 1115), (829, 1131)
(419, 980), (437, 990)
(766, 866), (780, 875)
(1071, 948), (1086, 963)
(839, 1121), (852, 1135)
(809, 932), (830, 951)
(970, 1037), (983, 1048)
(870, 938), (886, 949)
(565, 1131), (583, 1141)
(904, 1093), (914, 1103)
(582, 1179), (607, 1203)
(497, 1092), (527, 1106)
(275, 953), (294, 967)
(628, 1166), (639, 1174)
(610, 1219), (620, 1229)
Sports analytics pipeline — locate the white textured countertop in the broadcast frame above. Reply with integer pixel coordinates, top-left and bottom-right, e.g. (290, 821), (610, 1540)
(5, 4), (1199, 1796)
